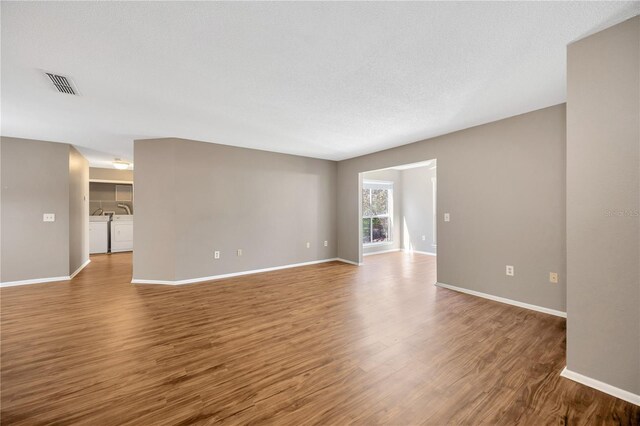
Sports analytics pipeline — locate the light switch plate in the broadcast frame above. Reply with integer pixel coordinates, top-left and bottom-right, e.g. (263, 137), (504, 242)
(444, 213), (450, 222)
(306, 242), (310, 249)
(324, 241), (328, 247)
(43, 213), (55, 222)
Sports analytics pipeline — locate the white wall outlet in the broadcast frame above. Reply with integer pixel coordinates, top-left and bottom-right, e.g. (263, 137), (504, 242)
(306, 242), (310, 249)
(324, 241), (328, 247)
(549, 272), (558, 283)
(237, 249), (242, 257)
(444, 213), (450, 222)
(422, 235), (426, 241)
(43, 213), (55, 222)
(506, 265), (514, 276)
(214, 251), (220, 259)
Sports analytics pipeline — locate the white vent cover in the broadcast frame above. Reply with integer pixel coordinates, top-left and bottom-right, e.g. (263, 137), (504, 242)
(45, 73), (76, 95)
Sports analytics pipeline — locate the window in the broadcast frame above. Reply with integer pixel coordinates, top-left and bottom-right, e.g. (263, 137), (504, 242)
(362, 180), (393, 244)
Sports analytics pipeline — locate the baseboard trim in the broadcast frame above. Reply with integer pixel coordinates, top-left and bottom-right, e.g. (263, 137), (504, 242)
(0, 275), (71, 287)
(70, 259), (91, 279)
(435, 282), (566, 318)
(362, 249), (437, 257)
(131, 278), (175, 285)
(560, 367), (640, 406)
(363, 248), (401, 256)
(336, 258), (363, 266)
(403, 249), (437, 256)
(133, 258), (344, 285)
(1, 259), (90, 286)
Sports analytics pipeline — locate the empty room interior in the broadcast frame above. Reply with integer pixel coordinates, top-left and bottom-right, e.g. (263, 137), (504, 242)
(1, 2), (639, 424)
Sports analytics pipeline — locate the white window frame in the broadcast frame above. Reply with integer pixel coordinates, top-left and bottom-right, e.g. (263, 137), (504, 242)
(362, 180), (393, 246)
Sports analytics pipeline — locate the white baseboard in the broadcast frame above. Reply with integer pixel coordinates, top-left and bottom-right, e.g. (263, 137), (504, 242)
(336, 258), (363, 266)
(403, 249), (437, 256)
(435, 282), (566, 318)
(560, 367), (640, 406)
(1, 259), (91, 287)
(133, 258), (343, 285)
(131, 278), (177, 285)
(70, 259), (91, 279)
(362, 249), (436, 257)
(363, 248), (401, 256)
(0, 275), (71, 288)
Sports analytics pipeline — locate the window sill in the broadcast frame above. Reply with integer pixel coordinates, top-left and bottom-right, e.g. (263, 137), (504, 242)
(363, 242), (394, 247)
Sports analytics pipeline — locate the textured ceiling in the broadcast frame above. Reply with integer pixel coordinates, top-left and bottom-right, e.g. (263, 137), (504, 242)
(1, 2), (638, 166)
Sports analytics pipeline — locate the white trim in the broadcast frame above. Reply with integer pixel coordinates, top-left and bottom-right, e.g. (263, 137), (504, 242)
(403, 249), (436, 256)
(388, 160), (435, 171)
(336, 258), (363, 266)
(1, 275), (70, 287)
(560, 367), (640, 406)
(70, 259), (91, 279)
(132, 258), (344, 285)
(89, 179), (133, 184)
(131, 278), (175, 285)
(363, 241), (394, 248)
(1, 259), (92, 287)
(363, 248), (401, 256)
(435, 282), (566, 318)
(362, 179), (394, 189)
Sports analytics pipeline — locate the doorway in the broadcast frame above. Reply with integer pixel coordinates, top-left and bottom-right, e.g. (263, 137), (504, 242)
(359, 159), (437, 259)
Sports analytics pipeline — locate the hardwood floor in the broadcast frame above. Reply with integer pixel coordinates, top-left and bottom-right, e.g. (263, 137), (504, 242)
(1, 252), (638, 425)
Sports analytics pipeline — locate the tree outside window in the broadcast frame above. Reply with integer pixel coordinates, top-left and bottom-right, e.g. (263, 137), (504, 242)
(362, 181), (392, 244)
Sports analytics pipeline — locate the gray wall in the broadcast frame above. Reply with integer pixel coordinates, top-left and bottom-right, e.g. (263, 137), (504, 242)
(566, 16), (639, 395)
(134, 138), (337, 282)
(89, 167), (133, 182)
(401, 163), (437, 253)
(68, 146), (89, 274)
(134, 139), (176, 281)
(1, 137), (71, 282)
(337, 104), (566, 312)
(361, 169), (402, 255)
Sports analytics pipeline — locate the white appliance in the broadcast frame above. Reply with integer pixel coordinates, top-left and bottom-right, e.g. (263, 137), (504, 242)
(111, 215), (133, 252)
(89, 216), (109, 254)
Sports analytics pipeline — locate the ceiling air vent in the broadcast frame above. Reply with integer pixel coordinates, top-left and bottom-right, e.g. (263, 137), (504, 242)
(45, 73), (76, 95)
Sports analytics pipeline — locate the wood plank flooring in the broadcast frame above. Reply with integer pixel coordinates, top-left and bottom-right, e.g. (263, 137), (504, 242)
(1, 252), (638, 425)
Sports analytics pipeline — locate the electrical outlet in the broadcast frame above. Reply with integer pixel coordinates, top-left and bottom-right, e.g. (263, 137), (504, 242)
(43, 213), (55, 222)
(324, 241), (328, 247)
(422, 235), (426, 241)
(237, 249), (242, 257)
(549, 272), (558, 283)
(214, 251), (220, 259)
(306, 242), (310, 249)
(506, 265), (514, 276)
(444, 213), (450, 222)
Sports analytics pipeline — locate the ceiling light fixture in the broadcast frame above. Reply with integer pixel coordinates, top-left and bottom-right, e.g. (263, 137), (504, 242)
(112, 159), (130, 170)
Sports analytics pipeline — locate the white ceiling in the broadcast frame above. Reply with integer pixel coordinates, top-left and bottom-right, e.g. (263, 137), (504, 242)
(2, 2), (638, 166)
